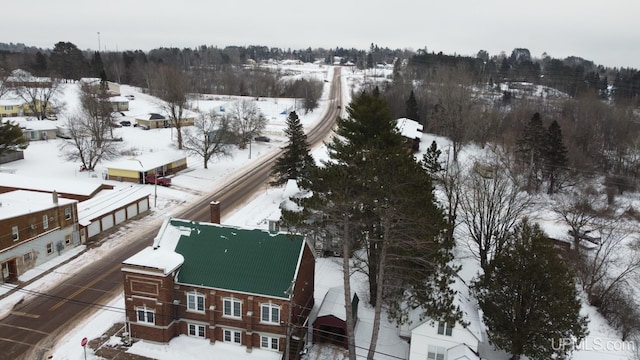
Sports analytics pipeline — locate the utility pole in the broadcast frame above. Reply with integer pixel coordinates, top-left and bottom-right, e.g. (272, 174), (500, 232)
(97, 32), (101, 52)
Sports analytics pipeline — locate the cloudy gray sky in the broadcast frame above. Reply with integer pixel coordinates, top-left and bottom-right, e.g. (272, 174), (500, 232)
(4, 0), (639, 69)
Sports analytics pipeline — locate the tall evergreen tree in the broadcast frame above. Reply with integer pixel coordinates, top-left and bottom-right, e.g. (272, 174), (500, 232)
(543, 120), (568, 194)
(515, 112), (546, 192)
(283, 89), (457, 360)
(269, 111), (315, 188)
(49, 41), (89, 80)
(405, 89), (421, 124)
(473, 219), (588, 360)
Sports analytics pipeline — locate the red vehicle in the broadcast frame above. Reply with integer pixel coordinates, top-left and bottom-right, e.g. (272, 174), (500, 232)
(145, 173), (171, 186)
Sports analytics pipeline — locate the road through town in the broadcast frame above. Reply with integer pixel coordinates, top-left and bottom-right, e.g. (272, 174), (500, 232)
(0, 67), (343, 360)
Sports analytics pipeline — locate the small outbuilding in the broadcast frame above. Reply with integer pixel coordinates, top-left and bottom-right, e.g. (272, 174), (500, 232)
(103, 151), (187, 183)
(313, 286), (359, 349)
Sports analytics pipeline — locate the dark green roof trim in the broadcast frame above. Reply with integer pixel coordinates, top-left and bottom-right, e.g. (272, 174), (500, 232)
(171, 219), (305, 299)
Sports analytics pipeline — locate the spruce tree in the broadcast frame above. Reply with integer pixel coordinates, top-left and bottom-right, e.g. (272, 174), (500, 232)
(269, 111), (315, 188)
(473, 219), (588, 360)
(543, 120), (568, 194)
(405, 89), (421, 124)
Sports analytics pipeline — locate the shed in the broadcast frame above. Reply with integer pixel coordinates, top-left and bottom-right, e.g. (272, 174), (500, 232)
(313, 286), (359, 349)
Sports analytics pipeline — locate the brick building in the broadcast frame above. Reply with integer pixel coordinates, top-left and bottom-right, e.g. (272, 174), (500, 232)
(121, 206), (315, 358)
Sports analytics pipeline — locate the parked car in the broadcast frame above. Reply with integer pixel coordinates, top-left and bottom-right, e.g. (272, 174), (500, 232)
(254, 135), (270, 142)
(125, 95), (135, 100)
(111, 122), (122, 128)
(119, 120), (131, 127)
(139, 125), (150, 130)
(145, 173), (171, 186)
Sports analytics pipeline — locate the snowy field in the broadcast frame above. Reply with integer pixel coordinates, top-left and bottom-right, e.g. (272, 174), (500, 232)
(0, 63), (636, 360)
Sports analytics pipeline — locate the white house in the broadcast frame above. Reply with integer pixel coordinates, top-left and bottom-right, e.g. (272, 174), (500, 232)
(401, 277), (482, 360)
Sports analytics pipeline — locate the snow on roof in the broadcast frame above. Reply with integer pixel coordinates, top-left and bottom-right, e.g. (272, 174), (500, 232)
(0, 98), (22, 106)
(108, 96), (129, 102)
(123, 215), (186, 275)
(451, 276), (483, 341)
(0, 173), (104, 196)
(104, 151), (186, 172)
(316, 286), (357, 321)
(77, 185), (151, 226)
(396, 117), (423, 139)
(3, 118), (58, 130)
(0, 190), (76, 220)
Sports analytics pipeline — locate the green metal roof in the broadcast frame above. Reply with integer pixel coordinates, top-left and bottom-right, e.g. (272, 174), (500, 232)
(171, 219), (305, 299)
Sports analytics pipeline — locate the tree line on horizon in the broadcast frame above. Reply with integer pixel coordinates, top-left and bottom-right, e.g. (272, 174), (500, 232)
(0, 41), (638, 103)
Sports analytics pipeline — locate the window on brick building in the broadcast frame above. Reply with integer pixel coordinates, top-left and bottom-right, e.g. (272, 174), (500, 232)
(136, 306), (155, 324)
(187, 291), (205, 312)
(261, 303), (280, 324)
(223, 297), (242, 318)
(188, 323), (205, 338)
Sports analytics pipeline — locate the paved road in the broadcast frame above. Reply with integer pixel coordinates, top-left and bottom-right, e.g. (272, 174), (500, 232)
(0, 67), (343, 360)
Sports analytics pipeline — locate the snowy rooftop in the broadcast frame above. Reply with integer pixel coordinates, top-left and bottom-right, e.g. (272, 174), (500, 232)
(122, 216), (186, 275)
(77, 185), (151, 226)
(0, 172), (105, 196)
(316, 286), (357, 321)
(0, 190), (76, 220)
(103, 151), (186, 172)
(396, 117), (423, 139)
(3, 118), (58, 130)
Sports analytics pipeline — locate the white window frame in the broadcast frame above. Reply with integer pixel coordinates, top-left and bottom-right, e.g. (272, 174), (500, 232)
(223, 329), (241, 345)
(12, 226), (19, 241)
(46, 242), (53, 255)
(188, 323), (206, 338)
(260, 335), (279, 351)
(136, 306), (155, 324)
(223, 297), (242, 318)
(187, 291), (205, 313)
(65, 234), (72, 247)
(437, 321), (453, 336)
(261, 303), (280, 324)
(427, 345), (446, 360)
(64, 207), (71, 220)
(42, 215), (49, 229)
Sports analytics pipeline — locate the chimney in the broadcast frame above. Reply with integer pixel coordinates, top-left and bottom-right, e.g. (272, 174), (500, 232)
(210, 201), (221, 224)
(52, 190), (59, 205)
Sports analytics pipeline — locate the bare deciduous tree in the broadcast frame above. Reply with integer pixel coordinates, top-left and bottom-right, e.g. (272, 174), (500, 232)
(10, 70), (60, 119)
(229, 99), (266, 149)
(459, 157), (532, 270)
(182, 111), (233, 169)
(156, 65), (191, 149)
(59, 83), (120, 171)
(428, 64), (479, 162)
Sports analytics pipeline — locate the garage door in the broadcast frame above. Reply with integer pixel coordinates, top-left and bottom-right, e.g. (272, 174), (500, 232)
(115, 209), (126, 225)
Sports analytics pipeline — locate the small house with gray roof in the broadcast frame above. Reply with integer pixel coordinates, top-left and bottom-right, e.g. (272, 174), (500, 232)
(121, 210), (315, 359)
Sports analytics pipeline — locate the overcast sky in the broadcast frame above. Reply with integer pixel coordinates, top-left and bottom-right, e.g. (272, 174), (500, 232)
(4, 0), (639, 69)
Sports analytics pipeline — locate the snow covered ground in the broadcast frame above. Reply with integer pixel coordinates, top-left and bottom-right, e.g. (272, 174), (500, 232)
(0, 63), (636, 360)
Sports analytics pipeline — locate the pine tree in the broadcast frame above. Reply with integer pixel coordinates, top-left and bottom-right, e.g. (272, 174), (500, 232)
(422, 140), (442, 175)
(284, 90), (456, 360)
(0, 122), (29, 157)
(269, 111), (315, 188)
(405, 89), (421, 124)
(473, 219), (588, 360)
(543, 120), (568, 194)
